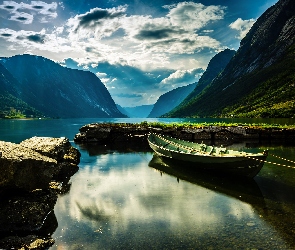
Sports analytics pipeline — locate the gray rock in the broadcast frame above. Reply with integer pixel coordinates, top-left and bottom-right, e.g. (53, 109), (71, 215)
(0, 136), (81, 250)
(0, 141), (57, 191)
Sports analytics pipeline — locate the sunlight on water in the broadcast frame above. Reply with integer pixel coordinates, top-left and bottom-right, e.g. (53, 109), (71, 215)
(51, 151), (290, 249)
(1, 118), (295, 249)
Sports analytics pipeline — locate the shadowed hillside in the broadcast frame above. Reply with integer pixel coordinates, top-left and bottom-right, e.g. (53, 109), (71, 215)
(166, 0), (295, 118)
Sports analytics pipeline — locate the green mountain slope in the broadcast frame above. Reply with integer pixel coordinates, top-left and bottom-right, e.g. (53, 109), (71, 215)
(166, 0), (295, 118)
(1, 55), (126, 118)
(148, 82), (197, 118)
(0, 63), (43, 118)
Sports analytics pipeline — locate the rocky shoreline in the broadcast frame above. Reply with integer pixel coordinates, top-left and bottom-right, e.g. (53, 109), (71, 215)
(74, 123), (295, 145)
(0, 137), (80, 250)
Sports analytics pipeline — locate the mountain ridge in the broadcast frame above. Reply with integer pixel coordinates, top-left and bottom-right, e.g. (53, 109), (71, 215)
(166, 0), (295, 118)
(0, 54), (126, 118)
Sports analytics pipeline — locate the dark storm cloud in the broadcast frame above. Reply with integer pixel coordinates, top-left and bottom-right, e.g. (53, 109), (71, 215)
(134, 28), (182, 40)
(1, 33), (12, 37)
(16, 34), (45, 43)
(16, 17), (28, 21)
(76, 7), (125, 30)
(85, 47), (93, 52)
(32, 5), (44, 10)
(4, 5), (15, 10)
(27, 34), (45, 43)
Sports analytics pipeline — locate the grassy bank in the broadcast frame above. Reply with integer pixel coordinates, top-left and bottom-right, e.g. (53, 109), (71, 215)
(138, 121), (295, 130)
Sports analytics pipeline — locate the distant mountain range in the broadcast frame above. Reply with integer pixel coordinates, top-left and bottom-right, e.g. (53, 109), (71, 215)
(150, 49), (235, 118)
(166, 0), (295, 118)
(147, 82), (197, 118)
(117, 104), (154, 118)
(0, 55), (126, 118)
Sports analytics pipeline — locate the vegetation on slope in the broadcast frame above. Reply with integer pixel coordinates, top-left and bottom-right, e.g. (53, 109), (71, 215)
(165, 41), (295, 119)
(0, 93), (43, 118)
(165, 0), (295, 118)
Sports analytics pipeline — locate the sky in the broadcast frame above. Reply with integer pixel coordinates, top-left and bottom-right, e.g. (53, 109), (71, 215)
(0, 0), (278, 107)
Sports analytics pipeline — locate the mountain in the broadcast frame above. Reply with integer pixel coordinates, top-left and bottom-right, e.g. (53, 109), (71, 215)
(157, 49), (235, 118)
(118, 104), (154, 118)
(180, 49), (236, 105)
(0, 63), (43, 118)
(148, 83), (197, 118)
(0, 55), (126, 118)
(166, 0), (295, 118)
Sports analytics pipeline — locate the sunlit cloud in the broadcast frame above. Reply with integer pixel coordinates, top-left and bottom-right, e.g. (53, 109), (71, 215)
(160, 68), (204, 89)
(229, 18), (256, 39)
(67, 5), (127, 39)
(0, 1), (58, 24)
(164, 2), (226, 31)
(65, 2), (226, 69)
(0, 0), (272, 107)
(54, 153), (256, 237)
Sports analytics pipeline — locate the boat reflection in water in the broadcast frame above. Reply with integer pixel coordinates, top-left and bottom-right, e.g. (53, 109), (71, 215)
(148, 154), (265, 208)
(149, 153), (295, 248)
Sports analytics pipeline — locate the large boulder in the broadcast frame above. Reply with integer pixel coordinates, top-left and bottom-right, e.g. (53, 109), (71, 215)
(0, 137), (81, 249)
(20, 137), (80, 181)
(0, 141), (57, 191)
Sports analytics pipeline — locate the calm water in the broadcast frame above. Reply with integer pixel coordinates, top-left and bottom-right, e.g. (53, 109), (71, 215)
(1, 118), (295, 249)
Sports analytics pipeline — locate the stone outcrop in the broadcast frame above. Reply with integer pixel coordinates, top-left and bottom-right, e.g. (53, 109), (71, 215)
(0, 137), (80, 250)
(74, 123), (295, 145)
(0, 137), (80, 191)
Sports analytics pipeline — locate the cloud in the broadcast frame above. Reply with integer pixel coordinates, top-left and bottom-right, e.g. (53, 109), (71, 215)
(160, 68), (204, 89)
(134, 27), (183, 40)
(0, 1), (58, 24)
(0, 28), (45, 43)
(0, 28), (74, 54)
(26, 33), (45, 43)
(115, 93), (142, 98)
(164, 2), (226, 31)
(65, 2), (225, 64)
(0, 1), (227, 106)
(229, 18), (256, 39)
(8, 11), (34, 24)
(67, 5), (127, 38)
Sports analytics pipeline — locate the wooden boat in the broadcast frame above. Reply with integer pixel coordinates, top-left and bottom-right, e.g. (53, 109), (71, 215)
(147, 133), (268, 178)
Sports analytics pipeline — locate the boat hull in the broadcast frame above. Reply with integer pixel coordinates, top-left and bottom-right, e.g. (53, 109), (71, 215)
(148, 133), (267, 178)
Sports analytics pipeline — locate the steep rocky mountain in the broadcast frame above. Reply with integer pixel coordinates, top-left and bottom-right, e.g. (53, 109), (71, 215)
(118, 104), (154, 118)
(155, 49), (235, 118)
(0, 55), (126, 118)
(148, 83), (197, 118)
(167, 0), (295, 118)
(0, 63), (42, 118)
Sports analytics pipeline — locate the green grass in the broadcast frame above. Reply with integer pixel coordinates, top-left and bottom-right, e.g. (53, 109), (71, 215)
(134, 121), (295, 130)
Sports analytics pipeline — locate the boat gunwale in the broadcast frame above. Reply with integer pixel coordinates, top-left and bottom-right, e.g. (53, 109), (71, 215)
(148, 133), (266, 159)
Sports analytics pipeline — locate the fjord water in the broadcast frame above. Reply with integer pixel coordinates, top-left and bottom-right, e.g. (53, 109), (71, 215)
(1, 118), (295, 249)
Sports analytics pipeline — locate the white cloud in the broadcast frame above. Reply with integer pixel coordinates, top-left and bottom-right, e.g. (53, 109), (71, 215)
(0, 2), (229, 106)
(1, 2), (226, 72)
(160, 68), (204, 89)
(0, 1), (58, 24)
(8, 11), (34, 24)
(66, 5), (127, 39)
(229, 18), (256, 39)
(0, 28), (74, 54)
(164, 2), (226, 31)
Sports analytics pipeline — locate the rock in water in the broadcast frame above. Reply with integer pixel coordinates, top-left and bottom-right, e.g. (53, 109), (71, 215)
(0, 136), (81, 249)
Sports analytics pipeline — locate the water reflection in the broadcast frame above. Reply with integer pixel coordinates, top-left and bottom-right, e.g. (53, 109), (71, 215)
(50, 144), (295, 249)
